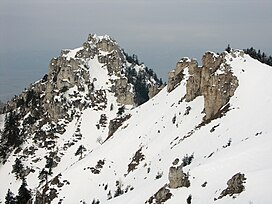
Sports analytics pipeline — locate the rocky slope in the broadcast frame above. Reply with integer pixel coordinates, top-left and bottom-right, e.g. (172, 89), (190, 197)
(0, 34), (162, 163)
(1, 36), (272, 204)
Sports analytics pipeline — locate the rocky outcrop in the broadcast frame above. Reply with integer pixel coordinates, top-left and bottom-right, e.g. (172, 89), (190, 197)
(146, 185), (172, 204)
(45, 56), (91, 121)
(167, 57), (198, 93)
(4, 34), (162, 121)
(168, 164), (190, 188)
(200, 52), (239, 120)
(113, 78), (135, 105)
(217, 173), (246, 199)
(107, 114), (132, 140)
(167, 51), (239, 120)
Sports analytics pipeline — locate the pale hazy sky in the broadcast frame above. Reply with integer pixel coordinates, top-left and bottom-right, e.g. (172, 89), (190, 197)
(1, 0), (272, 101)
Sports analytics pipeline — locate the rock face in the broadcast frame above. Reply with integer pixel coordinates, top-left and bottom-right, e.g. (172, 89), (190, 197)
(167, 51), (239, 120)
(107, 114), (131, 140)
(167, 57), (198, 93)
(3, 34), (162, 123)
(168, 164), (190, 188)
(113, 78), (135, 105)
(218, 173), (246, 199)
(45, 56), (91, 121)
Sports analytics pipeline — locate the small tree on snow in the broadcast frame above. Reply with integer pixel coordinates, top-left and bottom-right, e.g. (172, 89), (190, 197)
(12, 158), (24, 179)
(75, 145), (86, 159)
(114, 180), (124, 197)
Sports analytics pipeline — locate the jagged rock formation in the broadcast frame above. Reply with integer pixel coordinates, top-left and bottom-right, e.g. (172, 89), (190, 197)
(4, 33), (162, 121)
(0, 34), (162, 160)
(167, 51), (240, 120)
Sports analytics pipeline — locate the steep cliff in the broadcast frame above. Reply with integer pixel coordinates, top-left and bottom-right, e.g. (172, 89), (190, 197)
(168, 50), (239, 120)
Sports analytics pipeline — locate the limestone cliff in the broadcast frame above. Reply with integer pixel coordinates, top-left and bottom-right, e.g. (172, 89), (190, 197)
(4, 34), (162, 121)
(167, 50), (240, 120)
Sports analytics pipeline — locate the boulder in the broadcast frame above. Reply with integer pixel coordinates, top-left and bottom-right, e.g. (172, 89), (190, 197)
(168, 164), (190, 188)
(218, 172), (246, 199)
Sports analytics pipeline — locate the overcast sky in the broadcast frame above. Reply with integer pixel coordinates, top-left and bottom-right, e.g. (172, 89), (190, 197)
(0, 0), (272, 101)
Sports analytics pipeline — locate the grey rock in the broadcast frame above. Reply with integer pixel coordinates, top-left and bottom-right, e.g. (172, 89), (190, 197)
(168, 164), (190, 188)
(218, 172), (246, 199)
(167, 51), (239, 120)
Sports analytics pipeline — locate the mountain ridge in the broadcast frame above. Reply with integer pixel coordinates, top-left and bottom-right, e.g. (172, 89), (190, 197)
(1, 34), (272, 204)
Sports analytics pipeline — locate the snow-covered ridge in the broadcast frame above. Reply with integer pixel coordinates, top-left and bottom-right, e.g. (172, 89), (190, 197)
(1, 42), (272, 204)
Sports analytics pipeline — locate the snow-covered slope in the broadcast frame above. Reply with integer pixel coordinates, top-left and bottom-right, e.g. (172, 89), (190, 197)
(1, 39), (272, 203)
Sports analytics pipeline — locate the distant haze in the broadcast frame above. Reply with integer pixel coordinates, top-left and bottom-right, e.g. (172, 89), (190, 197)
(1, 0), (271, 102)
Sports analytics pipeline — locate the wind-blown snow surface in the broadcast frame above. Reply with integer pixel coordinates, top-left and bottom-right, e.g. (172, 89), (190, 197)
(1, 52), (272, 203)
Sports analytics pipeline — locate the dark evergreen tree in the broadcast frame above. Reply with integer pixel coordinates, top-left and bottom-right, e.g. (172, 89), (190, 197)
(5, 189), (16, 204)
(159, 78), (163, 86)
(123, 51), (140, 65)
(123, 50), (164, 105)
(16, 98), (25, 108)
(3, 111), (21, 147)
(114, 186), (123, 198)
(182, 153), (194, 167)
(0, 143), (8, 162)
(12, 158), (24, 179)
(134, 76), (149, 105)
(38, 168), (49, 183)
(16, 178), (31, 204)
(0, 111), (22, 162)
(25, 89), (39, 107)
(225, 44), (231, 53)
(91, 199), (100, 204)
(45, 157), (54, 175)
(75, 145), (86, 159)
(243, 47), (272, 66)
(117, 106), (125, 116)
(186, 194), (192, 204)
(268, 56), (272, 65)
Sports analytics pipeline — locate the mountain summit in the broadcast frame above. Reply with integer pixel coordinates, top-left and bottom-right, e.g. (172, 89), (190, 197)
(1, 35), (272, 204)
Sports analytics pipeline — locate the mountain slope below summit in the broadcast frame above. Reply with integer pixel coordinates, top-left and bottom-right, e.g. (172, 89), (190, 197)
(32, 51), (272, 203)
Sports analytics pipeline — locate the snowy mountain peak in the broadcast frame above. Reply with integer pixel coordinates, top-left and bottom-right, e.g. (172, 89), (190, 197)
(1, 41), (272, 204)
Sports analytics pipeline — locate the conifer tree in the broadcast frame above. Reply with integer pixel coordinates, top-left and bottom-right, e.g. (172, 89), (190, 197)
(0, 111), (22, 162)
(225, 44), (231, 53)
(5, 189), (16, 204)
(75, 145), (86, 159)
(16, 178), (31, 204)
(12, 158), (24, 179)
(3, 111), (21, 148)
